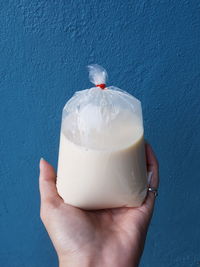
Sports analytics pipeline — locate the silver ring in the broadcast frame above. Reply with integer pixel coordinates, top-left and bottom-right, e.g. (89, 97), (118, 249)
(148, 187), (158, 197)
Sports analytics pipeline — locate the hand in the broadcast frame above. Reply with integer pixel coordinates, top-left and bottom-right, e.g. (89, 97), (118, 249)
(39, 144), (159, 267)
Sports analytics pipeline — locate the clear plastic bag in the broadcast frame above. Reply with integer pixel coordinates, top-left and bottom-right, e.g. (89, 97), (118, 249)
(57, 64), (147, 210)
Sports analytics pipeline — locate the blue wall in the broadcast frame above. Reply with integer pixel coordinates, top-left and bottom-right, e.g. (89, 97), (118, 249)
(0, 1), (200, 266)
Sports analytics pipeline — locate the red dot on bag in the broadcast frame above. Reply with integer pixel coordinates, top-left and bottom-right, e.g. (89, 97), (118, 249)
(96, 83), (106, 89)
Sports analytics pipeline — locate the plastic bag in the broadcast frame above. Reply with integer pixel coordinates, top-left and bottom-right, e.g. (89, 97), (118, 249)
(57, 64), (147, 210)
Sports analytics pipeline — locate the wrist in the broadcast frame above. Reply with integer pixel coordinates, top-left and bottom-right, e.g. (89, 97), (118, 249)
(59, 257), (92, 267)
(57, 230), (146, 267)
(58, 248), (140, 267)
(58, 252), (95, 267)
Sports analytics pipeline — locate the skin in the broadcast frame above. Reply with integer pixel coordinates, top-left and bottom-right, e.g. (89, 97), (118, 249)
(39, 144), (159, 267)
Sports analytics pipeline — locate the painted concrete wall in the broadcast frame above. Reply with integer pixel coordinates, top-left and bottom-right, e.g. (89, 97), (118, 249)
(0, 1), (200, 266)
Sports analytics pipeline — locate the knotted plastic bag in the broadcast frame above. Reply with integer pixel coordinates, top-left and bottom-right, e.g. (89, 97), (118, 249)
(57, 64), (148, 210)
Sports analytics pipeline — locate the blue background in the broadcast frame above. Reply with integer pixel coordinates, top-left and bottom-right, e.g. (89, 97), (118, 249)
(0, 1), (200, 266)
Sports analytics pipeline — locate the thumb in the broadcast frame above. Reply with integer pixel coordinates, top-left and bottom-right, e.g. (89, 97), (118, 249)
(39, 158), (62, 205)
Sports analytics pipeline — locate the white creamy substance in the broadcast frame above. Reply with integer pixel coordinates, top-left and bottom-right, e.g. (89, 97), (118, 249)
(57, 111), (147, 210)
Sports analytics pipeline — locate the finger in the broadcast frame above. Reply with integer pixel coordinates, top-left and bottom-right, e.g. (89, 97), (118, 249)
(39, 158), (62, 205)
(146, 143), (159, 188)
(140, 144), (159, 213)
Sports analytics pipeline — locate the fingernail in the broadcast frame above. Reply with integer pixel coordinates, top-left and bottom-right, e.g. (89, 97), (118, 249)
(147, 171), (153, 185)
(40, 157), (45, 166)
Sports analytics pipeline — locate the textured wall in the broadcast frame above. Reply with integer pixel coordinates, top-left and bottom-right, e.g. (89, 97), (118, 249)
(0, 1), (200, 266)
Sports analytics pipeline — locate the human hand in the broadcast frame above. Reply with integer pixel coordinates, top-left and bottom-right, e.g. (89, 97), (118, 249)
(39, 144), (159, 267)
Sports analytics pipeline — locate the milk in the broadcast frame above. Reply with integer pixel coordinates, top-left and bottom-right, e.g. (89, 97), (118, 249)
(57, 112), (147, 210)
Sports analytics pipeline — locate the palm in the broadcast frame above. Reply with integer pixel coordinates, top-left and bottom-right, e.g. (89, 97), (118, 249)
(44, 200), (150, 257)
